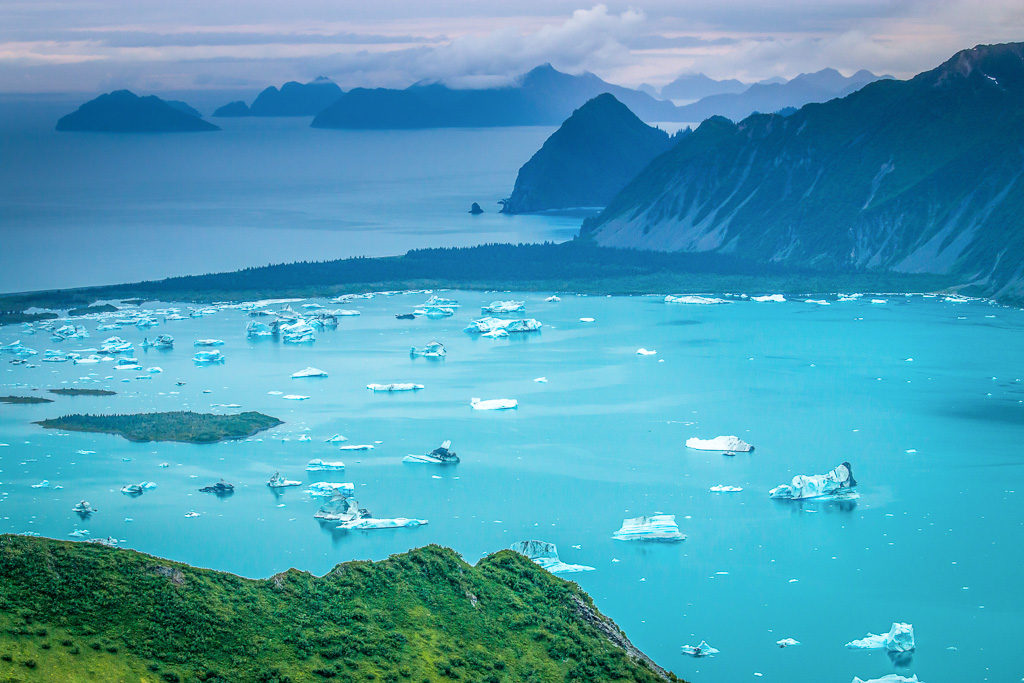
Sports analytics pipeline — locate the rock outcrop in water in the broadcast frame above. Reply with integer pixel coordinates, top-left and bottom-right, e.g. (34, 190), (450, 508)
(56, 91), (219, 132)
(583, 42), (1024, 302)
(213, 77), (343, 117)
(503, 94), (675, 213)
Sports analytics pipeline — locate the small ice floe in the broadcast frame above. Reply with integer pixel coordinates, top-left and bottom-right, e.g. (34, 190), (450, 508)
(770, 462), (858, 500)
(680, 641), (718, 657)
(410, 341), (446, 358)
(158, 462), (169, 468)
(193, 350), (225, 364)
(471, 397), (518, 410)
(664, 295), (727, 304)
(367, 383), (423, 392)
(710, 485), (743, 493)
(752, 294), (786, 302)
(805, 299), (830, 305)
(291, 366), (328, 378)
(146, 366), (162, 373)
(483, 300), (525, 314)
(120, 481), (157, 496)
(686, 435), (754, 452)
(464, 317), (541, 334)
(851, 676), (923, 683)
(72, 500), (98, 515)
(579, 317), (596, 323)
(776, 638), (800, 648)
(306, 459), (346, 471)
(267, 472), (302, 488)
(533, 377), (548, 383)
(510, 540), (595, 573)
(198, 480), (234, 495)
(636, 348), (657, 356)
(306, 482), (355, 497)
(69, 529), (90, 538)
(338, 444), (374, 451)
(871, 299), (888, 304)
(76, 449), (96, 455)
(282, 394), (310, 400)
(338, 517), (427, 530)
(185, 511), (200, 518)
(325, 434), (348, 442)
(31, 480), (50, 489)
(545, 295), (561, 302)
(612, 515), (686, 542)
(193, 339), (224, 346)
(845, 622), (915, 652)
(403, 440), (459, 464)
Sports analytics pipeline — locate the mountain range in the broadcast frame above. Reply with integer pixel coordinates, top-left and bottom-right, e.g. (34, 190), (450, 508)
(213, 77), (343, 116)
(581, 42), (1024, 301)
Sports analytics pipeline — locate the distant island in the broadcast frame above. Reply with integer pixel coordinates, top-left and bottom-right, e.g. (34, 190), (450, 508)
(503, 93), (677, 213)
(48, 388), (116, 397)
(0, 395), (52, 405)
(0, 536), (680, 682)
(34, 411), (282, 443)
(213, 77), (343, 117)
(56, 90), (219, 132)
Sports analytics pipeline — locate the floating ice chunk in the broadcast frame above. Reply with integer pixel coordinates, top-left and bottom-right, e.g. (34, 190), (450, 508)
(665, 295), (727, 304)
(282, 394), (309, 400)
(330, 309), (361, 316)
(533, 377), (548, 383)
(306, 482), (355, 497)
(710, 485), (743, 492)
(845, 623), (915, 652)
(31, 480), (50, 489)
(510, 540), (595, 573)
(337, 517), (428, 530)
(545, 295), (561, 302)
(404, 440), (459, 464)
(280, 320), (316, 344)
(367, 383), (423, 392)
(681, 641), (718, 657)
(871, 299), (888, 304)
(292, 366), (328, 378)
(471, 397), (518, 410)
(752, 294), (786, 302)
(805, 299), (830, 305)
(579, 317), (595, 322)
(120, 482), (156, 496)
(193, 350), (225, 363)
(146, 366), (162, 373)
(483, 300), (525, 314)
(184, 511), (200, 518)
(686, 436), (754, 452)
(325, 434), (348, 443)
(851, 676), (922, 683)
(267, 472), (302, 488)
(636, 348), (657, 356)
(72, 500), (98, 514)
(306, 459), (345, 471)
(776, 638), (800, 647)
(193, 339), (224, 346)
(770, 462), (858, 500)
(612, 515), (685, 542)
(339, 444), (374, 451)
(410, 341), (446, 358)
(246, 321), (272, 337)
(464, 317), (541, 334)
(69, 529), (90, 538)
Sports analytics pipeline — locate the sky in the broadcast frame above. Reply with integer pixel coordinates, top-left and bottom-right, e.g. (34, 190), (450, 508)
(1, 0), (1022, 94)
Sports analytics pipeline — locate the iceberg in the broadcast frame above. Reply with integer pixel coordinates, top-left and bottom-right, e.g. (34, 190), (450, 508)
(776, 638), (800, 647)
(291, 366), (328, 378)
(613, 515), (686, 542)
(403, 440), (459, 464)
(481, 328), (508, 338)
(680, 641), (719, 657)
(851, 676), (922, 683)
(770, 462), (858, 500)
(686, 435), (754, 452)
(280, 320), (315, 343)
(193, 350), (225, 363)
(422, 295), (459, 308)
(805, 299), (831, 305)
(72, 500), (98, 515)
(339, 444), (375, 451)
(314, 495), (369, 523)
(665, 295), (727, 304)
(193, 339), (225, 346)
(410, 341), (446, 358)
(545, 295), (561, 302)
(325, 434), (348, 442)
(483, 300), (525, 314)
(471, 397), (518, 410)
(282, 394), (309, 400)
(710, 485), (743, 492)
(510, 540), (595, 573)
(306, 481), (355, 497)
(141, 334), (174, 348)
(752, 294), (786, 302)
(120, 482), (156, 496)
(31, 480), (50, 489)
(367, 383), (423, 392)
(845, 623), (915, 652)
(246, 321), (272, 337)
(267, 472), (302, 488)
(306, 459), (345, 471)
(636, 348), (657, 355)
(579, 317), (595, 323)
(463, 317), (541, 334)
(338, 517), (428, 531)
(198, 480), (235, 495)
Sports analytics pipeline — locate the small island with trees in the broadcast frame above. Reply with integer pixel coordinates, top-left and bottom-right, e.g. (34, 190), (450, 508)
(33, 411), (282, 443)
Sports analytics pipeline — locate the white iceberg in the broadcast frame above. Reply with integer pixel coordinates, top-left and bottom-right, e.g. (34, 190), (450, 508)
(845, 623), (915, 652)
(267, 472), (302, 488)
(752, 294), (786, 302)
(636, 348), (657, 356)
(325, 434), (348, 443)
(471, 397), (518, 410)
(403, 440), (459, 464)
(579, 317), (595, 322)
(280, 320), (315, 344)
(545, 295), (561, 302)
(292, 366), (328, 378)
(31, 480), (50, 489)
(338, 517), (428, 530)
(851, 676), (922, 683)
(710, 485), (743, 492)
(483, 300), (525, 314)
(193, 350), (225, 363)
(306, 459), (345, 471)
(367, 383), (423, 392)
(464, 317), (541, 334)
(680, 641), (718, 657)
(193, 339), (224, 346)
(805, 299), (831, 305)
(246, 321), (272, 337)
(120, 481), (157, 495)
(339, 444), (375, 451)
(510, 540), (594, 573)
(482, 328), (508, 338)
(686, 435), (753, 452)
(665, 295), (727, 304)
(776, 638), (800, 647)
(306, 482), (355, 497)
(612, 515), (685, 542)
(282, 394), (309, 400)
(769, 462), (858, 500)
(410, 341), (446, 358)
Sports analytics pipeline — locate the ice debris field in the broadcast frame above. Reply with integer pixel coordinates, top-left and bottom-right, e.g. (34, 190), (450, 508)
(2, 289), (1023, 683)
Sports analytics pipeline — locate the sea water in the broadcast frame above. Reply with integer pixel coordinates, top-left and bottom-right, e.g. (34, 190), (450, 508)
(1, 292), (1021, 683)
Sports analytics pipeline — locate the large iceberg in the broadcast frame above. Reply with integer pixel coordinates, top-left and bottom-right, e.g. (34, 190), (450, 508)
(280, 320), (315, 343)
(664, 295), (727, 304)
(612, 515), (686, 542)
(367, 383), (423, 392)
(471, 397), (518, 410)
(292, 366), (328, 378)
(510, 540), (595, 573)
(314, 495), (369, 523)
(686, 435), (753, 452)
(845, 623), (915, 652)
(770, 462), (858, 500)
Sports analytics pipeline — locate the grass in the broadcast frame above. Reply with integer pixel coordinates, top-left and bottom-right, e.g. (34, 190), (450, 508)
(0, 535), (680, 682)
(0, 396), (54, 405)
(33, 411), (283, 444)
(47, 389), (117, 397)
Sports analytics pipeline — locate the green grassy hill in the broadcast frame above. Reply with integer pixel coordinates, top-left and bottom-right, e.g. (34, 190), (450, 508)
(0, 535), (680, 683)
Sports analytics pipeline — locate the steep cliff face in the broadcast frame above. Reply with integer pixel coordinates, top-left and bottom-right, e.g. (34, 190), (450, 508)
(505, 94), (675, 213)
(583, 42), (1024, 300)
